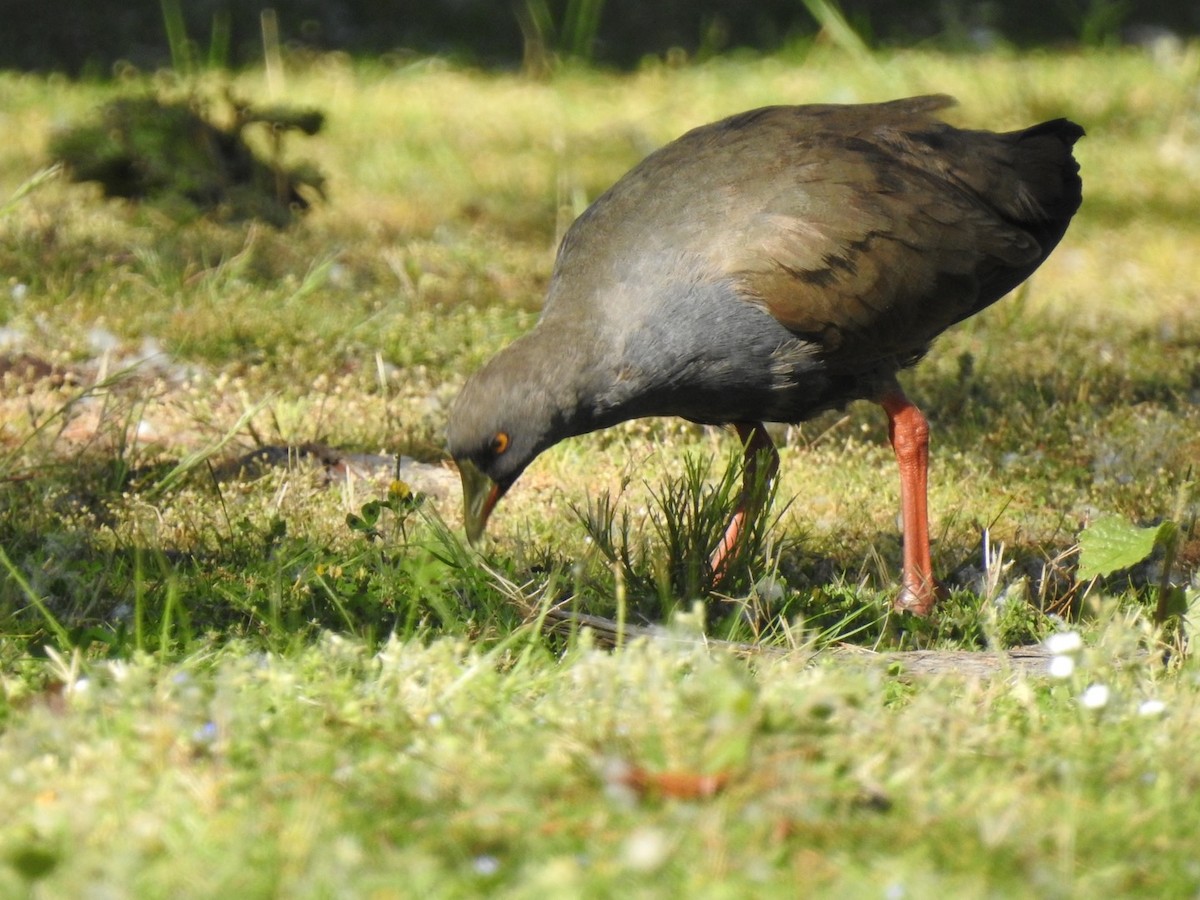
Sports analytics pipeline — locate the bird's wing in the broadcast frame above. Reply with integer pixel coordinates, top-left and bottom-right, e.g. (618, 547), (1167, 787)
(715, 119), (1047, 362)
(545, 96), (1079, 367)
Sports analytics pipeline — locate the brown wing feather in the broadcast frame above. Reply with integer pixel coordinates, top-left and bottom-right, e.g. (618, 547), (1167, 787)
(548, 96), (1082, 374)
(720, 112), (1058, 363)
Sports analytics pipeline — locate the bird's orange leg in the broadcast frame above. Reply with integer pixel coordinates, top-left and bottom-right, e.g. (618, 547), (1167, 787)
(880, 389), (943, 616)
(710, 421), (779, 581)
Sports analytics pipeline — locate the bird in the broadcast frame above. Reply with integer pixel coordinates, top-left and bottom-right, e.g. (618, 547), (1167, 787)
(446, 95), (1083, 616)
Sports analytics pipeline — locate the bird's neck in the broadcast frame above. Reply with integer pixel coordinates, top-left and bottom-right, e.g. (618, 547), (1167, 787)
(502, 318), (623, 436)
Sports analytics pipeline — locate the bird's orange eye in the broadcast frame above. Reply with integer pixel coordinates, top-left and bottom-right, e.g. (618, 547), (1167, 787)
(491, 431), (510, 455)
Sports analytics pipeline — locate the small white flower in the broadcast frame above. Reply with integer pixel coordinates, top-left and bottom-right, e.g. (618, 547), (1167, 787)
(1081, 684), (1110, 709)
(1045, 631), (1082, 655)
(1138, 699), (1166, 717)
(71, 678), (90, 695)
(622, 827), (671, 872)
(1048, 655), (1075, 679)
(472, 855), (500, 876)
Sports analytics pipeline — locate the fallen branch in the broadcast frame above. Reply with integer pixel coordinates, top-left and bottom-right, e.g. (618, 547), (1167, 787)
(540, 606), (1058, 679)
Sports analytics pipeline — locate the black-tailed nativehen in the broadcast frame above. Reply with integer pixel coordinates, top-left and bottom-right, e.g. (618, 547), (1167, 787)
(447, 95), (1083, 616)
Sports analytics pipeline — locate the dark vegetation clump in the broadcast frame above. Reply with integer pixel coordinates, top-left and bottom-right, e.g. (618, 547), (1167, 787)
(49, 92), (326, 227)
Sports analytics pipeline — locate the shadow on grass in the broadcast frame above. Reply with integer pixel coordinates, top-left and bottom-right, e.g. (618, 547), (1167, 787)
(0, 461), (524, 660)
(2, 306), (1193, 659)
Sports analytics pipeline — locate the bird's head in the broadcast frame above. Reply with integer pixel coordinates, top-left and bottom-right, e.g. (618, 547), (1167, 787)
(446, 331), (589, 544)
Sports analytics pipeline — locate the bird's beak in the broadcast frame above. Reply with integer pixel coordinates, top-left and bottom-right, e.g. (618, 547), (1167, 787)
(457, 458), (506, 545)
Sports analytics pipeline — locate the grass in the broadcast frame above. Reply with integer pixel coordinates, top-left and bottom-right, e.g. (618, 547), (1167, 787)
(2, 626), (1195, 895)
(1, 45), (1199, 894)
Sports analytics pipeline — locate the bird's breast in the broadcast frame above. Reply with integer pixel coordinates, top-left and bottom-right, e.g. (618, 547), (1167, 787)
(584, 280), (841, 426)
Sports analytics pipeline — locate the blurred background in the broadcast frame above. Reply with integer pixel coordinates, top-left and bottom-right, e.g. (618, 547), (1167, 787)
(3, 0), (1197, 76)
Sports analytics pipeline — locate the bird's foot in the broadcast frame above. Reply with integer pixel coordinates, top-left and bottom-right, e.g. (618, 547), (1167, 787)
(893, 577), (948, 617)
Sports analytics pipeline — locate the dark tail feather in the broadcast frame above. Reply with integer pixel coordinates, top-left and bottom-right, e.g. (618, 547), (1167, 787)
(960, 117), (1084, 321)
(1010, 118), (1085, 231)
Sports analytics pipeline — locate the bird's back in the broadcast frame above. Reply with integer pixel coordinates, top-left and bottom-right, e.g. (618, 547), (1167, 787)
(545, 96), (1083, 395)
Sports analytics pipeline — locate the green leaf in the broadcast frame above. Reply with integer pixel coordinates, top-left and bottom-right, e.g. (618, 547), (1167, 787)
(358, 500), (384, 526)
(1077, 515), (1173, 581)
